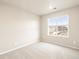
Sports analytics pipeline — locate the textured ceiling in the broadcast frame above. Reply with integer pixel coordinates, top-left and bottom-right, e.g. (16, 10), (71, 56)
(1, 0), (79, 15)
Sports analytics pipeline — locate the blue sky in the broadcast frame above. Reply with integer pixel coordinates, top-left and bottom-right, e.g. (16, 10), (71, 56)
(48, 16), (69, 26)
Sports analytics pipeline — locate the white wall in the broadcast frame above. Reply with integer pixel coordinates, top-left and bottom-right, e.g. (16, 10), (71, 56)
(40, 6), (79, 49)
(0, 3), (40, 53)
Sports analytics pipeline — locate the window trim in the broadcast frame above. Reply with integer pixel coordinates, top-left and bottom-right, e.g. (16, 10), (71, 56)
(48, 15), (69, 38)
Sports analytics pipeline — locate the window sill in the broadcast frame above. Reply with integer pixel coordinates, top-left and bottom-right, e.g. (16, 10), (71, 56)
(48, 35), (69, 38)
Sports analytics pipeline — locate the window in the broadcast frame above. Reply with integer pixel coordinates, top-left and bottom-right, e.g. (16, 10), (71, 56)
(48, 15), (69, 37)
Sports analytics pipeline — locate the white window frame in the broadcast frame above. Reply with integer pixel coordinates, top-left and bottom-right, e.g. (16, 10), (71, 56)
(48, 15), (69, 38)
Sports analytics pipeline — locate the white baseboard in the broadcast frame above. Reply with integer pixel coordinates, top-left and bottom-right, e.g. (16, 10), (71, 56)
(0, 40), (38, 56)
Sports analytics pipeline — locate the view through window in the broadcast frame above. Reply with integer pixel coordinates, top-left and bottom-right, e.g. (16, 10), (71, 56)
(48, 15), (69, 37)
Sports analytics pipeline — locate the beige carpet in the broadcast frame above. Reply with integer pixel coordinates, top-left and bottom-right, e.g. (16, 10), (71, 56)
(0, 42), (79, 59)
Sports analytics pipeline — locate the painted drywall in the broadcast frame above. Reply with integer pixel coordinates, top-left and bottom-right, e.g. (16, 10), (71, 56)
(0, 3), (40, 53)
(40, 6), (79, 49)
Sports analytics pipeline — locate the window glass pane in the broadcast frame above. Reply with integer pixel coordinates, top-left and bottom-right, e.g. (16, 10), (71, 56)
(48, 15), (69, 37)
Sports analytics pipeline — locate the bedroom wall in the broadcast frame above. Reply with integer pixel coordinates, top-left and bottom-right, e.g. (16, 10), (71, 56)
(40, 6), (79, 49)
(0, 3), (40, 54)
